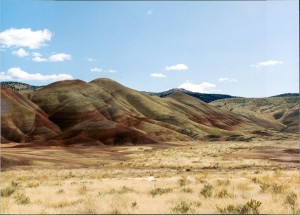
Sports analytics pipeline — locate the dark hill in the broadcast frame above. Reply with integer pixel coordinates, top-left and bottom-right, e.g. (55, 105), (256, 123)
(272, 93), (299, 98)
(145, 88), (236, 103)
(0, 81), (43, 92)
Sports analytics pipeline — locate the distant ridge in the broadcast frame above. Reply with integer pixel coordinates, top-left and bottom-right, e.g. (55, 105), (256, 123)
(145, 89), (299, 103)
(144, 88), (237, 103)
(1, 81), (298, 102)
(0, 81), (43, 92)
(272, 93), (299, 97)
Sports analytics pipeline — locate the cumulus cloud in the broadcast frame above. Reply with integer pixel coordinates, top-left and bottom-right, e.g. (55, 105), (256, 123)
(90, 67), (116, 73)
(107, 70), (117, 73)
(218, 77), (238, 82)
(0, 67), (73, 82)
(178, 81), (216, 93)
(86, 57), (97, 62)
(32, 52), (48, 62)
(90, 67), (102, 72)
(150, 73), (166, 78)
(48, 53), (71, 62)
(0, 28), (52, 49)
(165, 64), (188, 71)
(12, 48), (29, 57)
(251, 60), (283, 68)
(32, 52), (71, 62)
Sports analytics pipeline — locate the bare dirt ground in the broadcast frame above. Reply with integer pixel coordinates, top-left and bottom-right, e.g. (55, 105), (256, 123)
(1, 140), (299, 214)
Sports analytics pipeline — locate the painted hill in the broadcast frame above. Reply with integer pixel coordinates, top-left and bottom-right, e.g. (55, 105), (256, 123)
(145, 88), (236, 103)
(211, 96), (299, 133)
(1, 78), (280, 146)
(1, 86), (61, 143)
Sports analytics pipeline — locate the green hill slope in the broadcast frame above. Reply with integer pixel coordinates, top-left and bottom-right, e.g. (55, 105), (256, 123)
(211, 97), (299, 134)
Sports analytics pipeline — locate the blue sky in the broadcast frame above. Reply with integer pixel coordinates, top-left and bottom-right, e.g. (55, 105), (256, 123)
(0, 0), (298, 97)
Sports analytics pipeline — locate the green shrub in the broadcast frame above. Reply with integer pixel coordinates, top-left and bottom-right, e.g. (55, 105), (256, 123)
(178, 176), (190, 187)
(246, 199), (262, 214)
(259, 182), (271, 193)
(0, 186), (16, 197)
(217, 204), (238, 214)
(57, 189), (65, 194)
(110, 209), (120, 214)
(193, 201), (202, 207)
(68, 171), (75, 178)
(0, 181), (22, 197)
(14, 192), (30, 204)
(150, 188), (173, 197)
(216, 189), (232, 198)
(285, 192), (300, 215)
(251, 177), (261, 184)
(217, 179), (231, 186)
(271, 183), (286, 194)
(172, 201), (195, 214)
(131, 201), (137, 208)
(10, 181), (20, 187)
(182, 187), (193, 193)
(27, 182), (40, 188)
(200, 184), (213, 198)
(217, 199), (262, 214)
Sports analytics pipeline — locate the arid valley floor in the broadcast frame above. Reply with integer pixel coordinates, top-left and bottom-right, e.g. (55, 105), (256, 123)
(1, 139), (299, 214)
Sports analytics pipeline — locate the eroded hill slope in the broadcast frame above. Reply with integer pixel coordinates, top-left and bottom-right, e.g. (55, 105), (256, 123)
(1, 86), (61, 143)
(1, 78), (295, 145)
(212, 97), (299, 133)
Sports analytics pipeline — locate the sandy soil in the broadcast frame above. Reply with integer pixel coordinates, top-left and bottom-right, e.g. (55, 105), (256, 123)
(1, 140), (299, 214)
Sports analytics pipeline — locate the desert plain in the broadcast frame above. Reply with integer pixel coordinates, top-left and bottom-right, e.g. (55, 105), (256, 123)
(1, 138), (299, 214)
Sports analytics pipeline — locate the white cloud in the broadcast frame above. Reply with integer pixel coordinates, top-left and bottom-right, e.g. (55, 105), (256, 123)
(87, 57), (97, 62)
(32, 52), (71, 62)
(106, 70), (117, 73)
(91, 67), (102, 72)
(218, 77), (238, 82)
(12, 48), (29, 57)
(178, 81), (216, 93)
(0, 28), (52, 49)
(90, 68), (117, 73)
(165, 64), (188, 71)
(150, 73), (166, 78)
(48, 53), (71, 62)
(0, 67), (73, 82)
(251, 60), (283, 68)
(32, 52), (47, 62)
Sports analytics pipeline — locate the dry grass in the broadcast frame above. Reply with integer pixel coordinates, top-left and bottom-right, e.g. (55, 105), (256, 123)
(1, 140), (299, 214)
